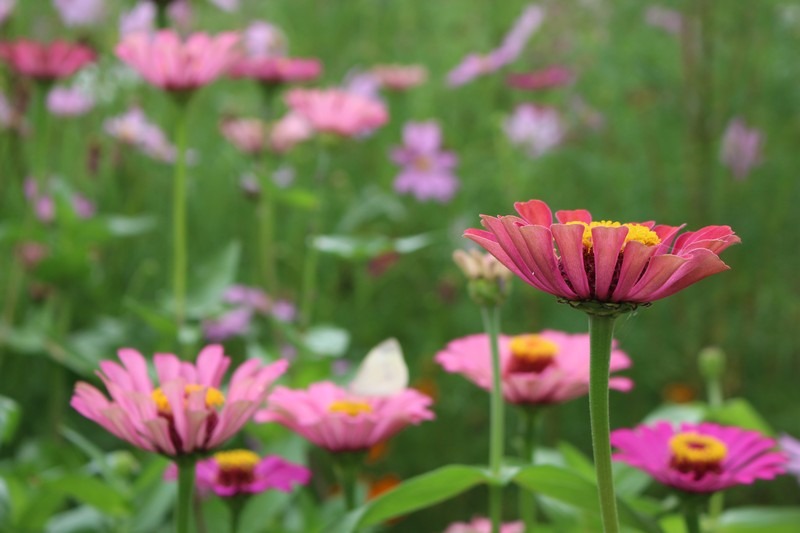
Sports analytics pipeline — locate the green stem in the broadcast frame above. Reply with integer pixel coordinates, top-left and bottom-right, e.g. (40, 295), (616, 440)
(587, 313), (620, 533)
(481, 306), (504, 533)
(176, 456), (196, 533)
(156, 2), (169, 29)
(227, 496), (246, 533)
(257, 160), (277, 294)
(333, 454), (359, 511)
(518, 408), (538, 532)
(683, 498), (702, 533)
(172, 102), (189, 334)
(299, 147), (330, 330)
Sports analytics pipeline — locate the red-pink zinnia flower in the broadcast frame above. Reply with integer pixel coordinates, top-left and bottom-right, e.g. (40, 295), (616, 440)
(611, 422), (786, 493)
(229, 56), (321, 84)
(71, 345), (288, 456)
(285, 88), (388, 137)
(255, 381), (434, 452)
(115, 30), (240, 92)
(0, 40), (95, 81)
(436, 331), (632, 405)
(465, 199), (739, 305)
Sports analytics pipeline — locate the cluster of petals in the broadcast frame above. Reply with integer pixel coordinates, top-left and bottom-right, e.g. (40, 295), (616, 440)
(444, 517), (524, 533)
(465, 199), (740, 304)
(269, 112), (313, 153)
(506, 66), (575, 91)
(255, 381), (434, 452)
(0, 0), (14, 26)
(611, 422), (786, 493)
(242, 20), (287, 58)
(285, 88), (388, 137)
(71, 345), (288, 456)
(0, 40), (95, 81)
(116, 30), (240, 92)
(435, 331), (632, 405)
(229, 56), (322, 84)
(203, 285), (296, 342)
(720, 117), (763, 181)
(392, 121), (460, 203)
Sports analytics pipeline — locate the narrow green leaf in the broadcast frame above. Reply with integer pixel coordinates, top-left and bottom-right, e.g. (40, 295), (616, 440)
(707, 398), (773, 435)
(45, 475), (130, 516)
(0, 396), (20, 446)
(716, 507), (800, 533)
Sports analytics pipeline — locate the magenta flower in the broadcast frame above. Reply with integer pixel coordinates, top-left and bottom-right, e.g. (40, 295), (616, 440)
(436, 331), (632, 405)
(0, 40), (95, 81)
(285, 88), (388, 137)
(506, 66), (575, 91)
(503, 104), (564, 158)
(255, 381), (434, 453)
(391, 121), (460, 203)
(47, 86), (94, 117)
(71, 345), (288, 456)
(611, 422), (786, 493)
(465, 199), (740, 305)
(779, 435), (800, 484)
(371, 64), (428, 91)
(116, 30), (240, 92)
(444, 518), (524, 533)
(720, 118), (763, 181)
(54, 0), (105, 27)
(230, 57), (322, 85)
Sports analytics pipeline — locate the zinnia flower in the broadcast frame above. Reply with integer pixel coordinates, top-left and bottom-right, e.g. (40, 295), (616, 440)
(503, 104), (565, 158)
(0, 40), (95, 81)
(229, 57), (322, 85)
(720, 118), (763, 181)
(436, 331), (632, 405)
(220, 117), (267, 155)
(611, 422), (786, 493)
(391, 121), (460, 203)
(285, 88), (388, 137)
(255, 381), (434, 452)
(443, 517), (524, 533)
(778, 434), (800, 485)
(115, 30), (240, 92)
(465, 199), (739, 306)
(71, 345), (288, 456)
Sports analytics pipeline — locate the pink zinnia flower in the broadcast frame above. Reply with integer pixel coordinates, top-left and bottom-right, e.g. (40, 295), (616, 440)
(54, 0), (105, 27)
(119, 2), (155, 36)
(506, 66), (575, 91)
(242, 21), (287, 58)
(371, 64), (428, 91)
(779, 434), (800, 485)
(611, 422), (786, 493)
(436, 331), (632, 405)
(116, 30), (240, 92)
(269, 112), (313, 153)
(255, 381), (434, 453)
(71, 345), (288, 456)
(503, 104), (564, 158)
(47, 86), (94, 117)
(230, 57), (322, 85)
(285, 88), (388, 137)
(220, 117), (267, 155)
(444, 517), (524, 533)
(465, 199), (740, 305)
(720, 118), (763, 181)
(391, 121), (459, 203)
(0, 40), (95, 81)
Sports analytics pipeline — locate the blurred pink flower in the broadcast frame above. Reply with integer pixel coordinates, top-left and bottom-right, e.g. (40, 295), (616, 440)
(23, 179), (55, 223)
(71, 345), (288, 456)
(220, 117), (267, 155)
(223, 284), (270, 313)
(779, 434), (800, 484)
(209, 0), (239, 12)
(285, 88), (388, 137)
(16, 241), (48, 270)
(53, 0), (105, 27)
(371, 64), (427, 91)
(119, 2), (155, 36)
(230, 57), (321, 85)
(72, 193), (96, 218)
(342, 70), (382, 102)
(269, 112), (313, 153)
(506, 66), (575, 91)
(255, 381), (434, 452)
(720, 118), (763, 180)
(0, 40), (95, 81)
(645, 6), (683, 35)
(116, 30), (240, 92)
(47, 86), (94, 117)
(203, 308), (254, 343)
(444, 517), (524, 533)
(436, 331), (632, 405)
(465, 199), (740, 304)
(611, 422), (786, 493)
(391, 121), (459, 203)
(0, 0), (15, 25)
(503, 104), (565, 157)
(105, 107), (177, 162)
(242, 21), (286, 58)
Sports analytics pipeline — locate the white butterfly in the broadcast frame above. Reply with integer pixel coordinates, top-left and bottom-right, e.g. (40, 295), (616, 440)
(349, 338), (409, 397)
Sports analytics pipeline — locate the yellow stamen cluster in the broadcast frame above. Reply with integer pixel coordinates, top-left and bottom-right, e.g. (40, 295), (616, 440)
(509, 335), (559, 362)
(214, 449), (260, 472)
(328, 400), (373, 416)
(151, 384), (226, 415)
(669, 432), (728, 470)
(568, 220), (661, 249)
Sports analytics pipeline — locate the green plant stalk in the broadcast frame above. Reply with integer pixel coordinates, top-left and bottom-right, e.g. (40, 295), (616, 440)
(705, 376), (724, 526)
(299, 146), (330, 330)
(172, 102), (189, 333)
(156, 2), (169, 29)
(227, 495), (246, 533)
(683, 497), (702, 533)
(587, 313), (620, 533)
(257, 158), (278, 294)
(519, 408), (538, 532)
(481, 306), (504, 533)
(333, 455), (359, 511)
(176, 456), (197, 533)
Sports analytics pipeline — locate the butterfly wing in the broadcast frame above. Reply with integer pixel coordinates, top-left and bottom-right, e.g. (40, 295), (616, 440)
(349, 338), (409, 397)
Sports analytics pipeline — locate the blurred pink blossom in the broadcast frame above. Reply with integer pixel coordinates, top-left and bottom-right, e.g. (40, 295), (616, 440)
(720, 118), (763, 180)
(53, 0), (105, 27)
(506, 65), (575, 91)
(0, 90), (15, 129)
(342, 70), (382, 102)
(271, 299), (296, 322)
(269, 112), (313, 153)
(209, 0), (239, 12)
(47, 86), (94, 117)
(0, 0), (15, 25)
(0, 40), (95, 81)
(645, 6), (683, 35)
(242, 21), (287, 58)
(371, 64), (428, 91)
(203, 308), (254, 342)
(220, 117), (267, 155)
(24, 179), (55, 223)
(779, 434), (800, 485)
(444, 518), (524, 533)
(119, 2), (155, 36)
(285, 88), (388, 137)
(391, 121), (460, 203)
(104, 107), (177, 162)
(223, 284), (270, 313)
(72, 193), (96, 218)
(503, 104), (565, 157)
(230, 57), (321, 85)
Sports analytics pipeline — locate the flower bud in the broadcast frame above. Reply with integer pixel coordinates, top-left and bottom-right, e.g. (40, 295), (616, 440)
(698, 346), (726, 381)
(453, 249), (512, 307)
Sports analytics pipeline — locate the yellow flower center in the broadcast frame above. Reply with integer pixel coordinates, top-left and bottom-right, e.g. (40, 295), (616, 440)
(669, 432), (727, 477)
(328, 400), (373, 416)
(214, 449), (260, 472)
(568, 220), (661, 249)
(507, 335), (559, 373)
(151, 384), (225, 415)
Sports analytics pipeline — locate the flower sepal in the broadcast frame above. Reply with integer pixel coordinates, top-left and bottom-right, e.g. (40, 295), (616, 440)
(557, 298), (650, 318)
(468, 277), (511, 308)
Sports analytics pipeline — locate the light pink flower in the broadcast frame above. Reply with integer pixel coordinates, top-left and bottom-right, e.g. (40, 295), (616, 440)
(444, 517), (524, 533)
(24, 179), (55, 223)
(779, 434), (800, 485)
(503, 104), (564, 157)
(53, 0), (105, 27)
(342, 70), (382, 102)
(0, 0), (15, 25)
(391, 121), (460, 203)
(71, 345), (288, 456)
(230, 57), (321, 85)
(466, 199), (739, 305)
(116, 30), (240, 92)
(436, 331), (632, 405)
(220, 117), (267, 155)
(285, 88), (388, 137)
(47, 86), (94, 117)
(119, 3), (155, 36)
(611, 422), (786, 493)
(104, 107), (176, 162)
(72, 193), (96, 218)
(223, 284), (270, 313)
(209, 0), (239, 12)
(506, 66), (575, 91)
(202, 308), (253, 342)
(269, 112), (313, 153)
(371, 64), (427, 91)
(255, 381), (434, 453)
(242, 21), (286, 58)
(720, 118), (763, 181)
(645, 6), (683, 35)
(0, 40), (95, 81)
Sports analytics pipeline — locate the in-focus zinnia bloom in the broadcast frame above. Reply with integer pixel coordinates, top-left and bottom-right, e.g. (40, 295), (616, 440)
(465, 199), (739, 306)
(611, 422), (786, 493)
(255, 381), (434, 452)
(71, 345), (288, 456)
(0, 40), (95, 81)
(116, 30), (240, 92)
(285, 88), (388, 137)
(436, 331), (632, 405)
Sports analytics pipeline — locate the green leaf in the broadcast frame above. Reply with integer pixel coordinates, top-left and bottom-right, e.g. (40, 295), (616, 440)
(46, 505), (107, 533)
(556, 442), (595, 479)
(0, 396), (20, 446)
(716, 507), (800, 533)
(303, 326), (350, 358)
(45, 475), (130, 516)
(185, 241), (241, 316)
(105, 215), (157, 237)
(707, 398), (773, 435)
(393, 233), (434, 254)
(643, 403), (706, 425)
(311, 235), (390, 260)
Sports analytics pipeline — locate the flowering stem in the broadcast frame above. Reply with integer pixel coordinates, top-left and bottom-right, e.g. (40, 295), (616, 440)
(175, 456), (196, 533)
(480, 306), (504, 533)
(156, 2), (169, 29)
(587, 313), (620, 533)
(332, 453), (361, 511)
(518, 408), (538, 531)
(683, 497), (702, 533)
(257, 160), (278, 294)
(172, 99), (190, 335)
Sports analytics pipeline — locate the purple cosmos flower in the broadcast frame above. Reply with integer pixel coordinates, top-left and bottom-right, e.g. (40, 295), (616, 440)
(503, 104), (565, 157)
(203, 308), (254, 343)
(391, 121), (459, 203)
(720, 118), (763, 180)
(778, 434), (800, 485)
(47, 86), (94, 117)
(53, 0), (105, 27)
(223, 284), (271, 313)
